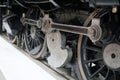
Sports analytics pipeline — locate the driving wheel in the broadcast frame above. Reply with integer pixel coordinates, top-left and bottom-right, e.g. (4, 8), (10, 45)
(76, 9), (120, 80)
(24, 8), (47, 59)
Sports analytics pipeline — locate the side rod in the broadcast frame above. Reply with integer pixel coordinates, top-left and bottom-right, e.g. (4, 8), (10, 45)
(21, 17), (102, 43)
(51, 19), (102, 43)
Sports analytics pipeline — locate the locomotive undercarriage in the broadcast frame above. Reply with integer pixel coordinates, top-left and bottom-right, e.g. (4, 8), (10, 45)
(0, 0), (120, 80)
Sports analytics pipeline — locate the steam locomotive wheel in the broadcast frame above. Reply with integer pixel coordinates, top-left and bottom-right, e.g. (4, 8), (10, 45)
(25, 25), (45, 58)
(76, 9), (120, 80)
(24, 8), (46, 59)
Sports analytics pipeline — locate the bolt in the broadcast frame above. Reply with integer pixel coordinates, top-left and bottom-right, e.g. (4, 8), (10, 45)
(112, 7), (117, 13)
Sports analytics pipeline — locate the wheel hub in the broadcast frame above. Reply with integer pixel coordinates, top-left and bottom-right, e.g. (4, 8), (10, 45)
(30, 26), (36, 39)
(103, 43), (120, 69)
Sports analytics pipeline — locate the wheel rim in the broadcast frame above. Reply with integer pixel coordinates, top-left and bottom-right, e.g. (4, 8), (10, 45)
(77, 9), (120, 80)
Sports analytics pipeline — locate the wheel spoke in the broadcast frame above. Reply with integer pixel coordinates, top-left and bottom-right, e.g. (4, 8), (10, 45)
(104, 68), (110, 80)
(35, 37), (40, 44)
(26, 34), (31, 38)
(33, 39), (36, 47)
(36, 32), (44, 39)
(27, 36), (31, 44)
(84, 58), (103, 64)
(29, 37), (32, 44)
(90, 65), (105, 78)
(112, 71), (116, 80)
(86, 46), (102, 53)
(31, 40), (34, 49)
(34, 39), (39, 46)
(26, 37), (31, 50)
